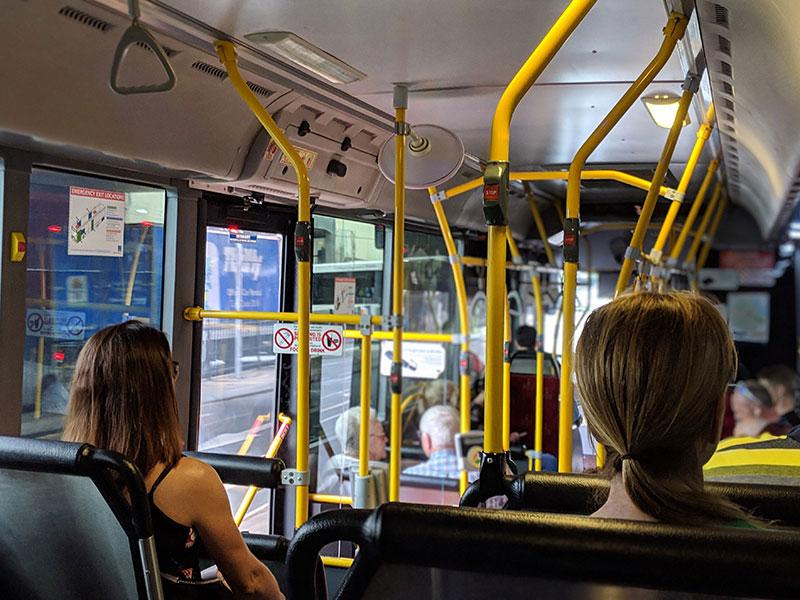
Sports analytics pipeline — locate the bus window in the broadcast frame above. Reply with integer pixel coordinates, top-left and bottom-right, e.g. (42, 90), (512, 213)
(22, 169), (166, 438)
(198, 226), (283, 456)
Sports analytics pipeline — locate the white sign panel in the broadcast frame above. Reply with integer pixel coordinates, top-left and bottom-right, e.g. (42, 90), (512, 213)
(272, 323), (344, 356)
(66, 275), (89, 304)
(333, 276), (356, 314)
(379, 341), (446, 380)
(68, 186), (126, 257)
(697, 269), (739, 291)
(727, 292), (770, 344)
(26, 308), (86, 340)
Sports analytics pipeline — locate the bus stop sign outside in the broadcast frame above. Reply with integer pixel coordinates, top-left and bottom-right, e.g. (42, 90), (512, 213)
(272, 323), (344, 357)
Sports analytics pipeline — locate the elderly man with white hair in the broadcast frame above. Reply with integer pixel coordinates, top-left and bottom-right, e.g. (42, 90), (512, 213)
(403, 404), (461, 479)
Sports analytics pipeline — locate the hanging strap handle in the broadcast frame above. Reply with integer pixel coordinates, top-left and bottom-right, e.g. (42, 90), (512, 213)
(110, 0), (176, 95)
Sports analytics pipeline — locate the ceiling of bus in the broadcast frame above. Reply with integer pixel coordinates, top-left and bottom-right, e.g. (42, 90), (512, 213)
(3, 0), (798, 242)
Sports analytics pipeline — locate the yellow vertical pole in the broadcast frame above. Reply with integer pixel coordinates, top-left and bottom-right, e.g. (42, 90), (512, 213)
(667, 160), (719, 264)
(650, 103), (716, 263)
(359, 332), (372, 478)
(523, 182), (556, 265)
(389, 87), (408, 502)
(532, 273), (545, 471)
(697, 195), (728, 271)
(685, 183), (724, 269)
(561, 12), (688, 471)
(214, 41), (311, 527)
(430, 187), (472, 495)
(503, 290), (512, 451)
(615, 85), (694, 296)
(485, 0), (598, 455)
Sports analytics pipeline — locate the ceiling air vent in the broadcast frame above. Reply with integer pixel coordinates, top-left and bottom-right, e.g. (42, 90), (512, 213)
(134, 41), (178, 58)
(720, 111), (735, 122)
(58, 6), (113, 32)
(191, 61), (228, 80)
(246, 81), (273, 97)
(717, 35), (732, 56)
(713, 4), (730, 27)
(721, 81), (734, 95)
(720, 61), (733, 77)
(722, 98), (734, 111)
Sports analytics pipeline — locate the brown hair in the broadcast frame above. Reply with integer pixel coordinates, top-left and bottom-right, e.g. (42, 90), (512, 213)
(575, 291), (749, 525)
(64, 321), (182, 476)
(757, 365), (798, 407)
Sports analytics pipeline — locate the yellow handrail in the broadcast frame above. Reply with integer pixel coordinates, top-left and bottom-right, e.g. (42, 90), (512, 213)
(484, 0), (598, 456)
(615, 85), (695, 296)
(685, 183), (724, 269)
(667, 160), (719, 263)
(430, 187), (473, 495)
(234, 413), (292, 526)
(343, 329), (454, 343)
(442, 169), (679, 201)
(650, 103), (716, 263)
(215, 40), (312, 527)
(184, 307), (382, 326)
(532, 273), (545, 471)
(697, 195), (728, 271)
(389, 89), (407, 502)
(358, 330), (372, 478)
(523, 183), (556, 265)
(321, 556), (354, 568)
(309, 494), (353, 506)
(560, 12), (688, 471)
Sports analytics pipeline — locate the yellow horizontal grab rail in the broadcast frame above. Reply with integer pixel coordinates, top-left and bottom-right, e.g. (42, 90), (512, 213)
(442, 170), (679, 201)
(321, 557), (354, 568)
(308, 494), (353, 505)
(343, 330), (454, 343)
(184, 307), (382, 326)
(215, 40), (312, 528)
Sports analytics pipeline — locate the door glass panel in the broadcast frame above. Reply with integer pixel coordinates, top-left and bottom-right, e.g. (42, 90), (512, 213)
(22, 169), (166, 438)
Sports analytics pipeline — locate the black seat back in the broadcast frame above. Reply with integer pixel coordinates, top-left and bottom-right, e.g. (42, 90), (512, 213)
(519, 472), (800, 525)
(287, 503), (800, 600)
(0, 436), (161, 600)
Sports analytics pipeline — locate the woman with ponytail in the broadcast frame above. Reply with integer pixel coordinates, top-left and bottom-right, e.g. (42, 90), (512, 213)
(575, 291), (753, 526)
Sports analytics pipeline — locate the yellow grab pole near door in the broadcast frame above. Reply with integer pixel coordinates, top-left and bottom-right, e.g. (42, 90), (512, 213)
(523, 182), (556, 265)
(615, 83), (695, 296)
(503, 290), (512, 452)
(667, 159), (719, 264)
(532, 272), (545, 471)
(484, 0), (597, 456)
(685, 183), (724, 270)
(650, 103), (716, 263)
(389, 86), (408, 502)
(359, 332), (372, 478)
(430, 187), (473, 494)
(561, 12), (688, 471)
(697, 195), (728, 271)
(214, 41), (312, 527)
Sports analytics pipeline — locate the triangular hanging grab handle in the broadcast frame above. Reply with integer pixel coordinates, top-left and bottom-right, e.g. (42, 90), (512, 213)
(110, 7), (176, 95)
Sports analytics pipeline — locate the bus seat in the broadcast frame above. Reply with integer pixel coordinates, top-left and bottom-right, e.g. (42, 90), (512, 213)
(0, 435), (161, 600)
(184, 451), (284, 489)
(508, 371), (565, 457)
(517, 472), (800, 526)
(286, 503), (800, 600)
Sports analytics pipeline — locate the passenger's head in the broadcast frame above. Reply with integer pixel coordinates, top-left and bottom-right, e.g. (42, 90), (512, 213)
(757, 364), (798, 415)
(418, 405), (459, 457)
(575, 291), (746, 525)
(730, 379), (775, 437)
(64, 321), (182, 477)
(514, 325), (537, 352)
(334, 406), (387, 461)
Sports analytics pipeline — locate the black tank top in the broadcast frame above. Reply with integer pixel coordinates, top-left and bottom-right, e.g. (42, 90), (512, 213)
(149, 461), (207, 582)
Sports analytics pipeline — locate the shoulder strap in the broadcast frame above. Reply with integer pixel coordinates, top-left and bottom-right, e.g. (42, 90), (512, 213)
(148, 463), (176, 497)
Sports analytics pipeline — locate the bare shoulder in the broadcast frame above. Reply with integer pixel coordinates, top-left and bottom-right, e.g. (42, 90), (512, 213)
(167, 456), (226, 501)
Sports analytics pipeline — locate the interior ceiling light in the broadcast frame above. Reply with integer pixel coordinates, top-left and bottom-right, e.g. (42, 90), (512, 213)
(641, 93), (691, 129)
(245, 31), (366, 84)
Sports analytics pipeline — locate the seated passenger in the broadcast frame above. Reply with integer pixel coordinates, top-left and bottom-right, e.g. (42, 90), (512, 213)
(758, 364), (800, 429)
(403, 405), (461, 479)
(63, 321), (284, 600)
(317, 406), (389, 496)
(575, 292), (753, 526)
(704, 425), (800, 485)
(729, 379), (788, 437)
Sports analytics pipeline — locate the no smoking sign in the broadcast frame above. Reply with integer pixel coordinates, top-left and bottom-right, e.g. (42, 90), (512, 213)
(272, 323), (344, 357)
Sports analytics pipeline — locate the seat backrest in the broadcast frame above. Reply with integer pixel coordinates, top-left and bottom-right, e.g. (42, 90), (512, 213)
(184, 451), (284, 489)
(287, 503), (800, 600)
(519, 472), (800, 526)
(508, 373), (561, 456)
(0, 436), (160, 600)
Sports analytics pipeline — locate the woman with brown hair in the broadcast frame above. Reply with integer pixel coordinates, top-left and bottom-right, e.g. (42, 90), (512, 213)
(64, 321), (284, 600)
(575, 291), (752, 526)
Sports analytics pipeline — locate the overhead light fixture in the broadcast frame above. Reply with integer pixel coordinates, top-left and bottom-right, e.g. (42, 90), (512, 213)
(135, 208), (149, 215)
(245, 31), (366, 84)
(641, 93), (691, 129)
